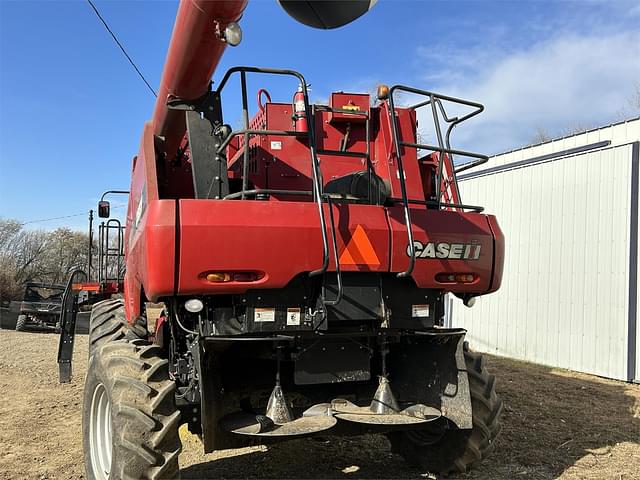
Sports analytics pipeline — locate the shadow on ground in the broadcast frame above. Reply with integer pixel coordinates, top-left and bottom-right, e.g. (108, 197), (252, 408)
(179, 355), (640, 479)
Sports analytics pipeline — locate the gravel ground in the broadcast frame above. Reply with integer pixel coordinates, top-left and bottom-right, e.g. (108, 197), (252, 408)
(0, 329), (638, 480)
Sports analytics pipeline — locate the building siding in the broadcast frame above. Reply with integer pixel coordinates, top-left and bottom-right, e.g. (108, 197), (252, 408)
(453, 118), (639, 382)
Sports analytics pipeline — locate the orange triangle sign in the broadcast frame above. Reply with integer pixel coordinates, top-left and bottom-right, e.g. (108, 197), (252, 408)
(339, 225), (380, 266)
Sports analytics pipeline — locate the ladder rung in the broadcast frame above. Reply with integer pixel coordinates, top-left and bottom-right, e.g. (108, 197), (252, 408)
(317, 149), (368, 159)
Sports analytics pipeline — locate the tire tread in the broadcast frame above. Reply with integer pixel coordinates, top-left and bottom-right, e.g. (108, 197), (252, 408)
(83, 302), (180, 479)
(388, 342), (503, 474)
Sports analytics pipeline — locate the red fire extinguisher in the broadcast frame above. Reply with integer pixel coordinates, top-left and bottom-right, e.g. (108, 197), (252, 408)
(292, 83), (308, 133)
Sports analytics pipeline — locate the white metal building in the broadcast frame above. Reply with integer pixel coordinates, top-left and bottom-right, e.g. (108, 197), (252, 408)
(451, 118), (639, 382)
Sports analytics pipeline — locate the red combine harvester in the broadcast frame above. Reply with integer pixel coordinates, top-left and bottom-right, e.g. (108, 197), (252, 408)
(59, 1), (505, 478)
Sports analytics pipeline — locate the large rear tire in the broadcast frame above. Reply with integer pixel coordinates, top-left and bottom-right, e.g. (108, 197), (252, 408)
(15, 314), (27, 332)
(88, 299), (146, 358)
(388, 343), (503, 474)
(83, 339), (181, 480)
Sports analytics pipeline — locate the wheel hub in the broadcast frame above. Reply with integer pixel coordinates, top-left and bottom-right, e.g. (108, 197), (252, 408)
(89, 383), (112, 479)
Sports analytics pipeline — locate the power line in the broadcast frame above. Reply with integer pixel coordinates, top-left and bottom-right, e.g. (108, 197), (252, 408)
(19, 204), (127, 226)
(21, 213), (87, 226)
(86, 0), (157, 98)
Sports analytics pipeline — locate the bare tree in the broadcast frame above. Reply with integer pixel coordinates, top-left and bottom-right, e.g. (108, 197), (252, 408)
(0, 219), (90, 302)
(42, 228), (89, 285)
(614, 82), (640, 122)
(531, 126), (552, 144)
(561, 121), (594, 137)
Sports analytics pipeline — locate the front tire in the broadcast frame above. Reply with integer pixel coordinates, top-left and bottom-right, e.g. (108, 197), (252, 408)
(388, 343), (503, 474)
(83, 339), (181, 479)
(15, 314), (27, 331)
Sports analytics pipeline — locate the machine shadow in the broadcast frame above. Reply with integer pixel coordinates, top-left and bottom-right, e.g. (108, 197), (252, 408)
(479, 355), (640, 479)
(180, 434), (417, 479)
(180, 354), (639, 479)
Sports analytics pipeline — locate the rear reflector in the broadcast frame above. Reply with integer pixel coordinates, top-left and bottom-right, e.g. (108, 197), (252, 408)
(205, 272), (263, 283)
(435, 273), (476, 284)
(206, 273), (231, 283)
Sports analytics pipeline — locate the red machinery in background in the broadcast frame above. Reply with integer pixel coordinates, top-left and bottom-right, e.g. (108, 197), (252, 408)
(59, 2), (505, 479)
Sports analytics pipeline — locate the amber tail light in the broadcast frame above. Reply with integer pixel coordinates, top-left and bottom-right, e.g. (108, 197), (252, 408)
(205, 271), (264, 283)
(435, 273), (476, 284)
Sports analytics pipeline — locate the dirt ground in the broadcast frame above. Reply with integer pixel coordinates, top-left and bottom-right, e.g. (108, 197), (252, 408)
(0, 330), (638, 480)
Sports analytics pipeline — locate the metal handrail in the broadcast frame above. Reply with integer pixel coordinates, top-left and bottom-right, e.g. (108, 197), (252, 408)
(322, 196), (343, 306)
(387, 88), (416, 278)
(216, 128), (305, 154)
(99, 219), (124, 285)
(223, 189), (313, 200)
(213, 66), (332, 282)
(387, 197), (484, 212)
(386, 84), (489, 277)
(213, 74), (377, 305)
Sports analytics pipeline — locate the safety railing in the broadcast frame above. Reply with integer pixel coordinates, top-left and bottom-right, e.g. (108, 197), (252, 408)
(386, 85), (489, 277)
(213, 67), (344, 304)
(214, 68), (385, 305)
(98, 219), (125, 285)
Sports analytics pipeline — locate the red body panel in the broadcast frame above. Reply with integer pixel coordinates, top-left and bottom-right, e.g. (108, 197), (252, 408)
(329, 92), (370, 123)
(487, 215), (505, 292)
(176, 201), (390, 295)
(124, 122), (175, 316)
(125, 200), (176, 315)
(376, 104), (426, 202)
(387, 207), (500, 293)
(229, 105), (374, 195)
(131, 200), (503, 301)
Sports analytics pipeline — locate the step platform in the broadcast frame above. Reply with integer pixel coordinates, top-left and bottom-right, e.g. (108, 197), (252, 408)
(221, 400), (441, 438)
(222, 404), (336, 437)
(331, 399), (441, 425)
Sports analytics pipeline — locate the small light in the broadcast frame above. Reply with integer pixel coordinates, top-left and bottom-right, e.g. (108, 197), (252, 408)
(377, 84), (390, 100)
(455, 274), (476, 283)
(435, 273), (476, 284)
(464, 296), (476, 308)
(184, 298), (204, 313)
(223, 22), (242, 46)
(206, 272), (231, 283)
(204, 271), (263, 283)
(232, 272), (258, 282)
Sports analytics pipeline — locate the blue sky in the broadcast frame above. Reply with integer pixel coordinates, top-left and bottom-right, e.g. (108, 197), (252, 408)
(0, 0), (638, 230)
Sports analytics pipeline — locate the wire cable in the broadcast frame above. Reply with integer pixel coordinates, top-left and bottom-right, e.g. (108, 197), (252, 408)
(86, 0), (157, 98)
(18, 204), (127, 226)
(20, 212), (87, 225)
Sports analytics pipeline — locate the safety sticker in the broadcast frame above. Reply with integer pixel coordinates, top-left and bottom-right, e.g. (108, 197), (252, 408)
(338, 224), (380, 266)
(286, 307), (301, 326)
(270, 141), (282, 150)
(254, 308), (275, 322)
(412, 304), (430, 318)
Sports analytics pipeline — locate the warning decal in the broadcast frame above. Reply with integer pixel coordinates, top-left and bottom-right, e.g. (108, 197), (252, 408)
(339, 225), (380, 266)
(254, 308), (275, 322)
(412, 304), (430, 318)
(286, 308), (301, 326)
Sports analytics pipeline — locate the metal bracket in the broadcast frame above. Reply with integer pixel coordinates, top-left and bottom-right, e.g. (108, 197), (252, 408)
(168, 86), (229, 199)
(185, 111), (229, 199)
(166, 84), (223, 126)
(57, 269), (87, 383)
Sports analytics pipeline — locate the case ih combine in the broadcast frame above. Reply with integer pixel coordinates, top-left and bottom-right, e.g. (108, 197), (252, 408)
(58, 1), (505, 478)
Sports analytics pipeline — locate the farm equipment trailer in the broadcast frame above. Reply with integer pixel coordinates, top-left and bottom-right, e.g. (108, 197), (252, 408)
(57, 1), (505, 478)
